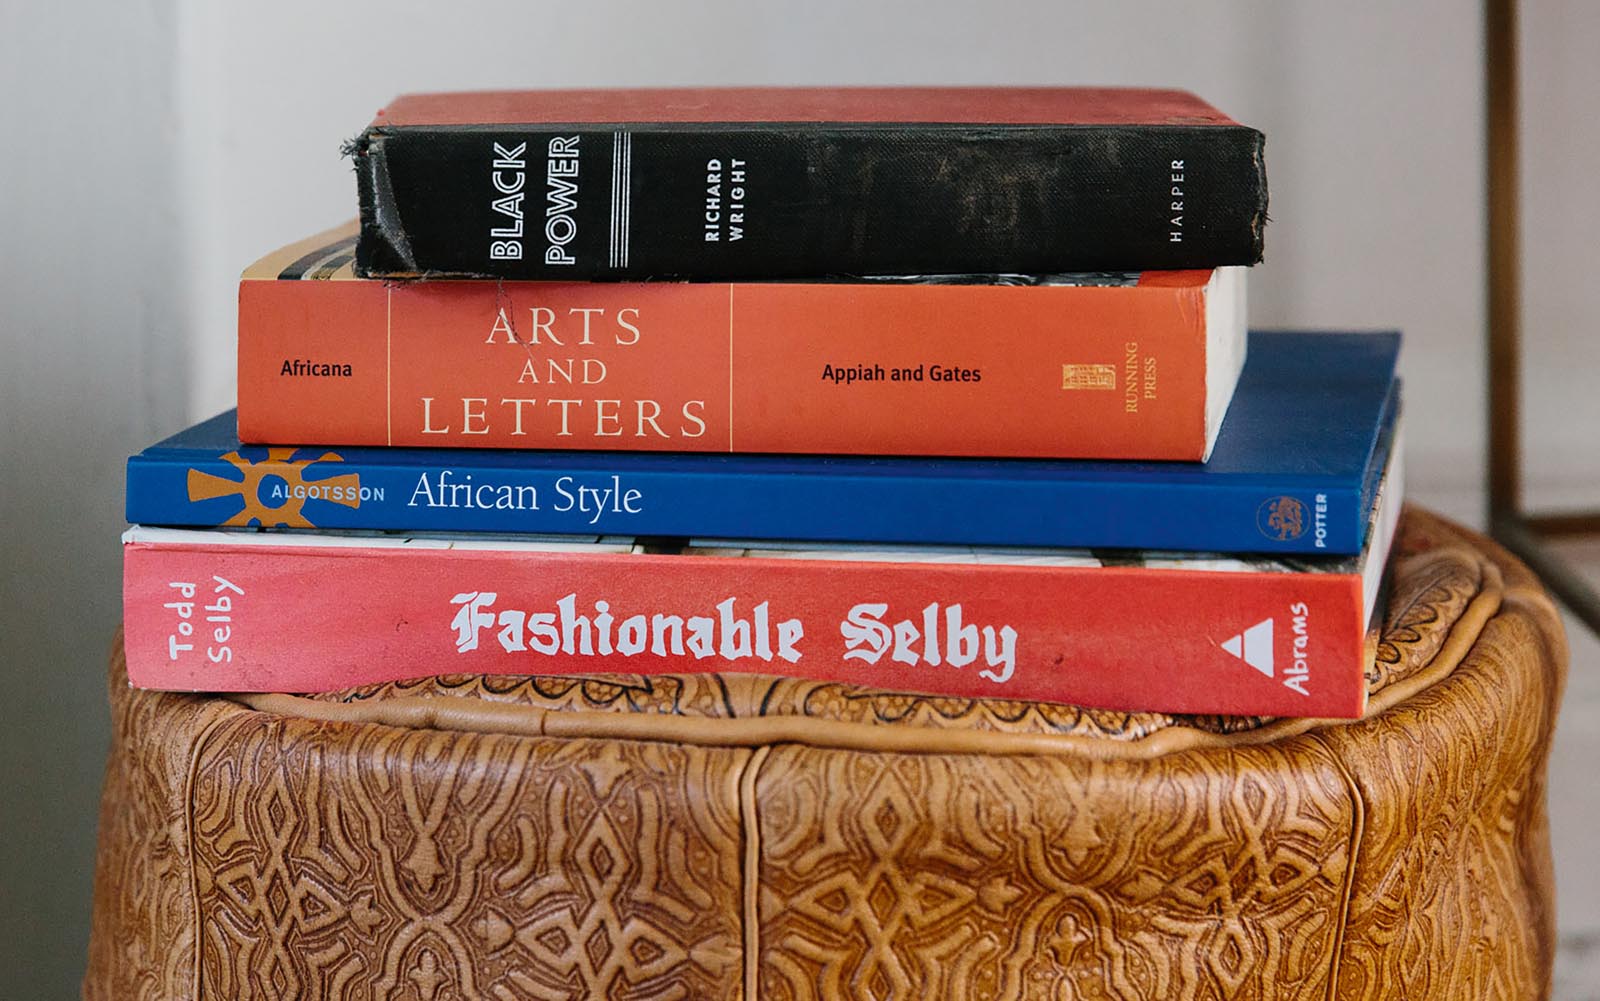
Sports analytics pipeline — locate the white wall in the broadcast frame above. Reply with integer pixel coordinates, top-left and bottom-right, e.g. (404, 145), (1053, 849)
(0, 2), (185, 997)
(178, 0), (1512, 514)
(3, 0), (1598, 995)
(1522, 2), (1600, 510)
(174, 1), (1600, 517)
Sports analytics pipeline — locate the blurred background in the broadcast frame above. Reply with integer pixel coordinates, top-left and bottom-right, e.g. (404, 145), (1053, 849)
(2, 1), (1596, 995)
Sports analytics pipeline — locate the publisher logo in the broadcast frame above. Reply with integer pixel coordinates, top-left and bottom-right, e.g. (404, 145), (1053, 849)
(1221, 607), (1312, 697)
(1062, 363), (1117, 391)
(186, 449), (365, 528)
(1221, 619), (1274, 677)
(1257, 495), (1307, 541)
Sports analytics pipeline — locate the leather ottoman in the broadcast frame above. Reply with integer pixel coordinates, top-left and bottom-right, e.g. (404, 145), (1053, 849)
(83, 508), (1568, 1000)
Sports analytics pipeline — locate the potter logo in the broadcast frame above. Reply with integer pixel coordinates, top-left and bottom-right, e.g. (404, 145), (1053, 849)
(186, 449), (365, 528)
(1257, 495), (1307, 541)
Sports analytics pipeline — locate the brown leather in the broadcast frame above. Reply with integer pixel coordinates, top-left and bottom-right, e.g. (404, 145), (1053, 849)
(83, 508), (1567, 1000)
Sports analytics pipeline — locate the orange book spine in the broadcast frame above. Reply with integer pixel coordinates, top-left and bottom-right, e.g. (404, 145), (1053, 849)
(238, 266), (1231, 459)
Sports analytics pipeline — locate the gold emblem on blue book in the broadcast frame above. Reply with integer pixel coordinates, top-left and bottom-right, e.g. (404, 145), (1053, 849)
(1257, 495), (1307, 541)
(186, 449), (361, 528)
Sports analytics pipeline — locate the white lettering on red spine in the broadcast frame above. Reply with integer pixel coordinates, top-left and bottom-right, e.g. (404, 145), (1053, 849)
(1283, 601), (1311, 695)
(419, 395), (706, 440)
(448, 594), (1017, 685)
(164, 577), (243, 663)
(841, 602), (1018, 683)
(164, 581), (197, 659)
(206, 576), (243, 663)
(444, 305), (702, 442)
(449, 592), (804, 665)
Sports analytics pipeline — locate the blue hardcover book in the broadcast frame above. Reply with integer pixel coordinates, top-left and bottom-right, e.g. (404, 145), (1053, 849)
(126, 331), (1399, 554)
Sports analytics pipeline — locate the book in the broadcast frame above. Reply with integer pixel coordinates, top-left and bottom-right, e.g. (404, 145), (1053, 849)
(140, 332), (1400, 555)
(352, 87), (1267, 280)
(238, 223), (1248, 460)
(120, 432), (1400, 717)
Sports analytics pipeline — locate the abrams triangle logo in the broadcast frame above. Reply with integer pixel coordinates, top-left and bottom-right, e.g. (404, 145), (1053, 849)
(1221, 619), (1274, 676)
(1220, 604), (1312, 697)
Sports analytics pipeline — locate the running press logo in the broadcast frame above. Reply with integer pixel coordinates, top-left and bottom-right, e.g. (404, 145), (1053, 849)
(186, 449), (376, 528)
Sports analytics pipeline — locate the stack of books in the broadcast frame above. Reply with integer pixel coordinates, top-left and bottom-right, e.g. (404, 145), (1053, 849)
(120, 87), (1401, 718)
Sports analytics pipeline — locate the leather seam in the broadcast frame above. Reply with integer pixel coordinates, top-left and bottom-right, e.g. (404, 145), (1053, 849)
(738, 744), (771, 1001)
(221, 692), (1372, 762)
(183, 708), (247, 998)
(1312, 732), (1365, 1001)
(225, 550), (1502, 763)
(1302, 554), (1501, 1001)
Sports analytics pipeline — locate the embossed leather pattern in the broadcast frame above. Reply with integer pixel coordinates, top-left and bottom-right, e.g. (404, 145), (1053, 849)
(84, 509), (1567, 1000)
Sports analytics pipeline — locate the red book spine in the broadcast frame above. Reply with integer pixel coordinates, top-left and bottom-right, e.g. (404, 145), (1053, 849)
(123, 535), (1367, 718)
(237, 260), (1237, 460)
(373, 87), (1247, 128)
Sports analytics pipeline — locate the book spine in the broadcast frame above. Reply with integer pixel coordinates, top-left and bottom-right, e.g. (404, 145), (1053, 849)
(123, 538), (1366, 717)
(238, 274), (1218, 459)
(354, 124), (1265, 280)
(127, 451), (1366, 555)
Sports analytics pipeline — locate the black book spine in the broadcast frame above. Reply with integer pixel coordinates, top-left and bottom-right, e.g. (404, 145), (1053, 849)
(354, 123), (1266, 280)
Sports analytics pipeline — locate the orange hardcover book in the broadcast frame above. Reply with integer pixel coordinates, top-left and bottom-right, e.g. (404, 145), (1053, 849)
(238, 223), (1246, 460)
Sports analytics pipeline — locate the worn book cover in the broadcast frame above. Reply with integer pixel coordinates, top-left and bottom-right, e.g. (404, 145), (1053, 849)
(352, 86), (1267, 280)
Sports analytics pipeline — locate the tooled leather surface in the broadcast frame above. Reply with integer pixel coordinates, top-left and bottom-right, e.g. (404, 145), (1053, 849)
(84, 643), (236, 1001)
(1316, 605), (1565, 1001)
(753, 743), (1358, 1000)
(83, 509), (1565, 1000)
(186, 716), (747, 1001)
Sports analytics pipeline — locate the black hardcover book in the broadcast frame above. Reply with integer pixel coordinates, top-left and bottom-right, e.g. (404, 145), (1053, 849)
(353, 87), (1267, 281)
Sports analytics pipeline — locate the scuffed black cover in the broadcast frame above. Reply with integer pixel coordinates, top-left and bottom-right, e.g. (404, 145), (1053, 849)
(354, 123), (1266, 280)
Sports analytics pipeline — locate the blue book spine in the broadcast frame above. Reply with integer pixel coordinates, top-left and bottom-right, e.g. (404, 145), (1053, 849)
(126, 448), (1371, 554)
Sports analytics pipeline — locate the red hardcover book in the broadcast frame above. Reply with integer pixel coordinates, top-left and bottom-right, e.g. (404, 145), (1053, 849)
(237, 224), (1246, 460)
(121, 444), (1399, 717)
